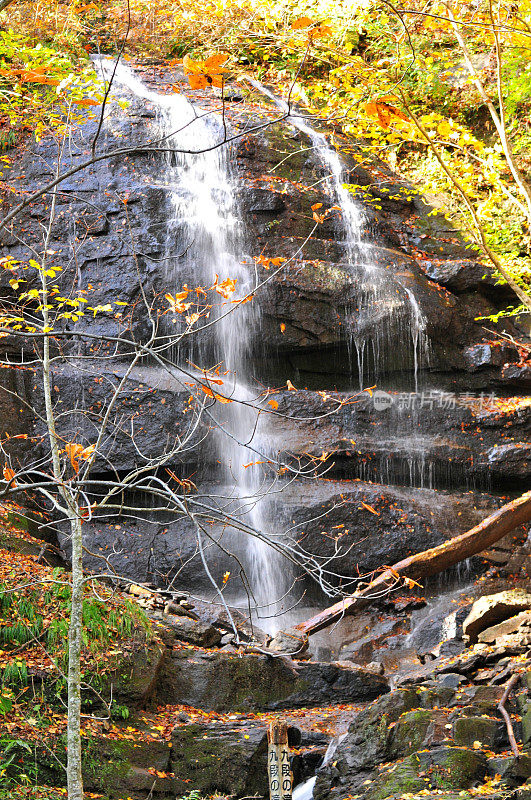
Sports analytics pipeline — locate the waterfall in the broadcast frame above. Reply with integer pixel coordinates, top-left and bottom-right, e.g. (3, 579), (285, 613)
(246, 79), (429, 389)
(95, 59), (288, 633)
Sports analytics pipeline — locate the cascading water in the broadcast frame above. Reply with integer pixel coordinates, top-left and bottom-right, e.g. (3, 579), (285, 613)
(246, 79), (429, 390)
(95, 59), (288, 632)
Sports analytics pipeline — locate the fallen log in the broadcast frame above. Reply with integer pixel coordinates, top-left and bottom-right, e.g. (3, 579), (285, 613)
(295, 489), (531, 637)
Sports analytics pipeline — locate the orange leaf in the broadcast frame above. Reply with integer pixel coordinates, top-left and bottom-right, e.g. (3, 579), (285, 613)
(203, 373), (224, 385)
(64, 442), (95, 473)
(3, 464), (16, 485)
(291, 16), (313, 29)
(165, 288), (191, 313)
(75, 98), (99, 107)
(311, 202), (323, 211)
(232, 293), (254, 304)
(64, 443), (83, 473)
(201, 385), (231, 403)
(286, 379), (297, 391)
(280, 322), (286, 333)
(211, 275), (237, 299)
(204, 53), (229, 71)
(187, 73), (210, 90)
(183, 54), (203, 74)
(311, 22), (333, 38)
(268, 399), (279, 410)
(361, 502), (379, 515)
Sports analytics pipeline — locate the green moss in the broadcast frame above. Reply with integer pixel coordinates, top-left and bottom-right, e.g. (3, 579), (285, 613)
(391, 709), (434, 757)
(453, 716), (499, 749)
(82, 736), (131, 796)
(368, 754), (426, 800)
(367, 746), (486, 799)
(420, 747), (486, 791)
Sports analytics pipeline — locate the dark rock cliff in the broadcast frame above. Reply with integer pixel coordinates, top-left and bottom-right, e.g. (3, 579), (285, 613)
(0, 65), (529, 597)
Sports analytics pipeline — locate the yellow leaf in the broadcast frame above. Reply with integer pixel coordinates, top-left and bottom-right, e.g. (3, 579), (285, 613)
(437, 120), (452, 137)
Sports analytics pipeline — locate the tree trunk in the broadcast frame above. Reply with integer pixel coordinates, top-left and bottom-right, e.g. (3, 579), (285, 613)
(296, 490), (531, 637)
(67, 514), (84, 800)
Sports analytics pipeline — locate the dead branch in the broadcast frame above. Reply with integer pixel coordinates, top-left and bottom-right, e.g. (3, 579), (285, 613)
(296, 489), (531, 636)
(497, 673), (520, 759)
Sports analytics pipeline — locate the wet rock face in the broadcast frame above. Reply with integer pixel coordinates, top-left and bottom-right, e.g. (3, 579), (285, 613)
(1, 77), (527, 391)
(279, 480), (499, 580)
(66, 478), (500, 591)
(1, 70), (529, 604)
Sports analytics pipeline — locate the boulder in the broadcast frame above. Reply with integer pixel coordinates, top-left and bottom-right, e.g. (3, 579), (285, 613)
(162, 614), (222, 647)
(111, 640), (166, 709)
(367, 747), (487, 798)
(464, 342), (520, 371)
(314, 686), (426, 799)
(389, 708), (450, 757)
(157, 650), (389, 711)
(478, 609), (531, 645)
(421, 259), (497, 292)
(463, 590), (531, 643)
(452, 716), (503, 749)
(170, 721), (270, 798)
(267, 627), (309, 656)
(487, 755), (531, 784)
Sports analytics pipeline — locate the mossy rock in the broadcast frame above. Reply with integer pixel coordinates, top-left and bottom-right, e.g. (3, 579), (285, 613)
(418, 746), (487, 790)
(80, 734), (174, 798)
(367, 753), (427, 799)
(367, 746), (486, 798)
(170, 721), (268, 798)
(390, 709), (435, 757)
(453, 716), (502, 749)
(418, 685), (456, 709)
(112, 640), (166, 707)
(523, 703), (531, 748)
(82, 737), (131, 795)
(487, 755), (531, 785)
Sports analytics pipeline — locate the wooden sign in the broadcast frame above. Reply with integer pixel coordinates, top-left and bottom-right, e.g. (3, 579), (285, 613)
(268, 721), (293, 800)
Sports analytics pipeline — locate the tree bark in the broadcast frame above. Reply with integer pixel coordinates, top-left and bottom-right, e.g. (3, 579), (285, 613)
(295, 490), (531, 637)
(67, 514), (84, 800)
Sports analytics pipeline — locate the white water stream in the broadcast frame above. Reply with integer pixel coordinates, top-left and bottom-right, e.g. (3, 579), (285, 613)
(94, 61), (432, 643)
(247, 79), (429, 389)
(95, 59), (287, 633)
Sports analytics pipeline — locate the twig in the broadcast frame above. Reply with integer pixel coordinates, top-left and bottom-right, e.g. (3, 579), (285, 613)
(497, 672), (520, 759)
